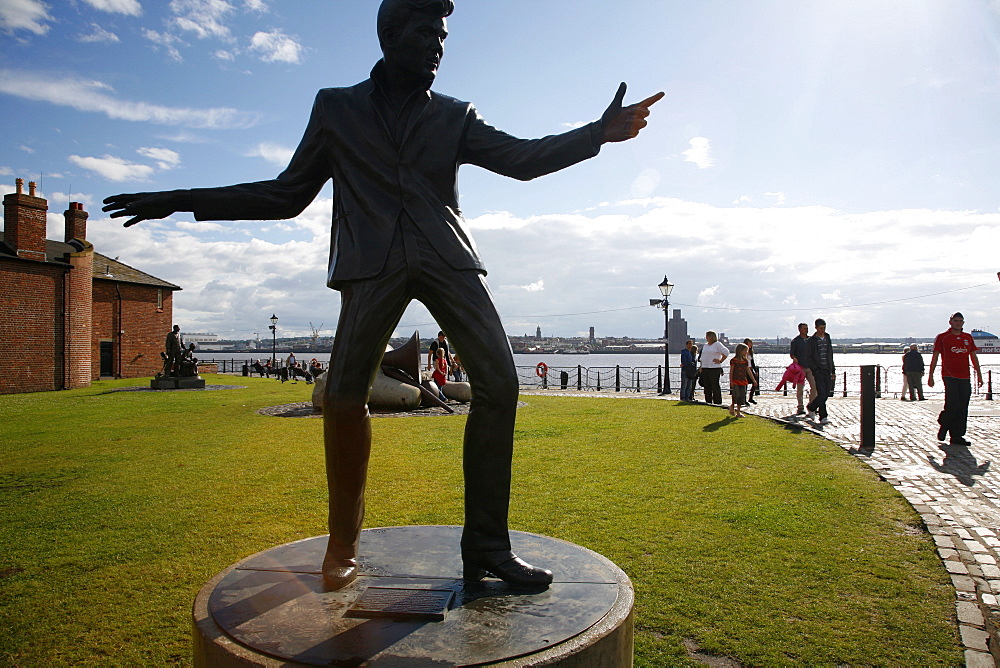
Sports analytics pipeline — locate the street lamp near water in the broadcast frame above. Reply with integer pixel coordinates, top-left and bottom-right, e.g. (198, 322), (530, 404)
(649, 276), (674, 394)
(269, 314), (278, 369)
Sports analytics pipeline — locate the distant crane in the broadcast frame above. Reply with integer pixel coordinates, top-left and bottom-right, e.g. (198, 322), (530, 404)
(309, 322), (324, 351)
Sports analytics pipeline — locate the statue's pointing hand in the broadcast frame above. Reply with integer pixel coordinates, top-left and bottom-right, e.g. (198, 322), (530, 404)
(600, 82), (664, 144)
(102, 191), (182, 227)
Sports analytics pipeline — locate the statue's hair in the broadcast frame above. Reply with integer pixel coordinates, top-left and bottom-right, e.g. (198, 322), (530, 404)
(377, 0), (454, 47)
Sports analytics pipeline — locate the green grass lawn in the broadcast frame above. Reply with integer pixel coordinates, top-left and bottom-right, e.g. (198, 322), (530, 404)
(0, 376), (962, 666)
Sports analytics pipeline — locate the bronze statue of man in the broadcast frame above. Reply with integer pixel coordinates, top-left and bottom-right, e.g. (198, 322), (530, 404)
(160, 324), (182, 378)
(104, 0), (661, 590)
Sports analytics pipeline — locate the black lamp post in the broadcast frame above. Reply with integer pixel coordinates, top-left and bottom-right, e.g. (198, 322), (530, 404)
(651, 276), (674, 394)
(269, 314), (278, 369)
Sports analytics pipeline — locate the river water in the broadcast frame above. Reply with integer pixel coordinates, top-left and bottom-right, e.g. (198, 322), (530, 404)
(201, 350), (997, 396)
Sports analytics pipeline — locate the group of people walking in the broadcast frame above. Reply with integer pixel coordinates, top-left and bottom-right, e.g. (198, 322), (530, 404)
(676, 313), (985, 444)
(679, 331), (766, 418)
(680, 319), (836, 423)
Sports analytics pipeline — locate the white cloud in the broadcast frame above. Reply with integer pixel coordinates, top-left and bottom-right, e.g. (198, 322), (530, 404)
(0, 166), (13, 176)
(81, 0), (142, 16)
(243, 0), (266, 11)
(683, 136), (714, 169)
(0, 0), (51, 35)
(246, 142), (293, 166)
(248, 29), (302, 64)
(520, 279), (544, 292)
(765, 191), (786, 205)
(78, 23), (120, 43)
(69, 154), (155, 182)
(821, 290), (843, 302)
(143, 28), (185, 61)
(175, 221), (227, 232)
(18, 144), (34, 153)
(79, 195), (1000, 339)
(213, 49), (235, 61)
(87, 196), (334, 333)
(0, 69), (259, 128)
(155, 130), (212, 143)
(169, 0), (236, 40)
(137, 146), (181, 170)
(561, 121), (589, 129)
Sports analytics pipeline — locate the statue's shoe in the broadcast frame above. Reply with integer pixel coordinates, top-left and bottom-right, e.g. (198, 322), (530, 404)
(322, 559), (358, 590)
(462, 551), (552, 588)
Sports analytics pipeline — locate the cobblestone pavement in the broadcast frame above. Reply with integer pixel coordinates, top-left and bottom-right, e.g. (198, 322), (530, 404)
(521, 388), (1000, 665)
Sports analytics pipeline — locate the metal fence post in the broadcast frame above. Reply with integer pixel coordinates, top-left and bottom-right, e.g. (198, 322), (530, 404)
(615, 365), (620, 392)
(988, 370), (993, 401)
(861, 365), (876, 450)
(657, 365), (662, 394)
(875, 366), (882, 399)
(842, 371), (848, 397)
(577, 365), (582, 391)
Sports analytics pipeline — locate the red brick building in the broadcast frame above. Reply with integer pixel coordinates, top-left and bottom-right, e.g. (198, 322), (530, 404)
(0, 178), (181, 394)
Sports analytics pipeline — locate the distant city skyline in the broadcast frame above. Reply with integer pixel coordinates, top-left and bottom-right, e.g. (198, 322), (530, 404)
(2, 1), (998, 339)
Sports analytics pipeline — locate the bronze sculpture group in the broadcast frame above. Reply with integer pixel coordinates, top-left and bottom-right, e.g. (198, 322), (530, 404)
(158, 324), (199, 379)
(105, 0), (660, 590)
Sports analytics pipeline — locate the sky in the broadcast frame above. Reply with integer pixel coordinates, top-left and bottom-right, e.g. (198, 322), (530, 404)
(2, 0), (999, 343)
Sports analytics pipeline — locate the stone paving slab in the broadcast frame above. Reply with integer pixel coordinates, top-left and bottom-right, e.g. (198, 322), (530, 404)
(521, 388), (1000, 664)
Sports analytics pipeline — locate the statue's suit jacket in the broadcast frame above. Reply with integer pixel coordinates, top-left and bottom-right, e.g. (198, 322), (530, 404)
(185, 67), (602, 287)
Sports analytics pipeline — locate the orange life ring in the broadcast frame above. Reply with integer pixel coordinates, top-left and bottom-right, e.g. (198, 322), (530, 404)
(535, 362), (548, 377)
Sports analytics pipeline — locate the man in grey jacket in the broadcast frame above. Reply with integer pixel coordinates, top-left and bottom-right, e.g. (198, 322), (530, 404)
(104, 0), (662, 589)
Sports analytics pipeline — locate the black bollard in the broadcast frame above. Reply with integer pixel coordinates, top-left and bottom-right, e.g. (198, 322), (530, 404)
(860, 365), (876, 450)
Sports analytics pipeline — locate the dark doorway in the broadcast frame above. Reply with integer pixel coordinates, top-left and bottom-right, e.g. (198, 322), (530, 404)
(100, 341), (114, 377)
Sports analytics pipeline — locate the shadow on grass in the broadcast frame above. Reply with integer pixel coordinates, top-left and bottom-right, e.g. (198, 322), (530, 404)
(702, 416), (737, 432)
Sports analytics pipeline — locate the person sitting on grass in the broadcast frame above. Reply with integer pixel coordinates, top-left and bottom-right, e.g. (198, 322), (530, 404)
(729, 343), (758, 418)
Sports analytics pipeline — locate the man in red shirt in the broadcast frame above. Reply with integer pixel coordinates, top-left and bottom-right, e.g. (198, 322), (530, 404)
(928, 312), (983, 446)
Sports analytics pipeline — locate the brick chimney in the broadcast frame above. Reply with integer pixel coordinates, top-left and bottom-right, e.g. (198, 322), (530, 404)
(3, 178), (48, 261)
(65, 236), (94, 390)
(64, 201), (88, 242)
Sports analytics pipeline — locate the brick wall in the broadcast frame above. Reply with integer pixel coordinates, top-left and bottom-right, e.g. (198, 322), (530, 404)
(92, 281), (174, 379)
(0, 258), (66, 394)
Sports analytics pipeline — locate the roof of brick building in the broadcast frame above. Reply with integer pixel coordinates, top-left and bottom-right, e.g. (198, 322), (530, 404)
(0, 232), (181, 290)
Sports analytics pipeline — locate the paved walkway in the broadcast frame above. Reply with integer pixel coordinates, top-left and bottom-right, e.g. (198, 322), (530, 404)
(521, 388), (1000, 666)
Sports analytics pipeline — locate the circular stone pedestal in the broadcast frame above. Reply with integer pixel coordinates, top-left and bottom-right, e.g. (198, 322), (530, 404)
(193, 526), (633, 666)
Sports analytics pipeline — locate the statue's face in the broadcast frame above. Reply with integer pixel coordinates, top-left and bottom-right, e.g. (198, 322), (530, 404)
(384, 15), (447, 83)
